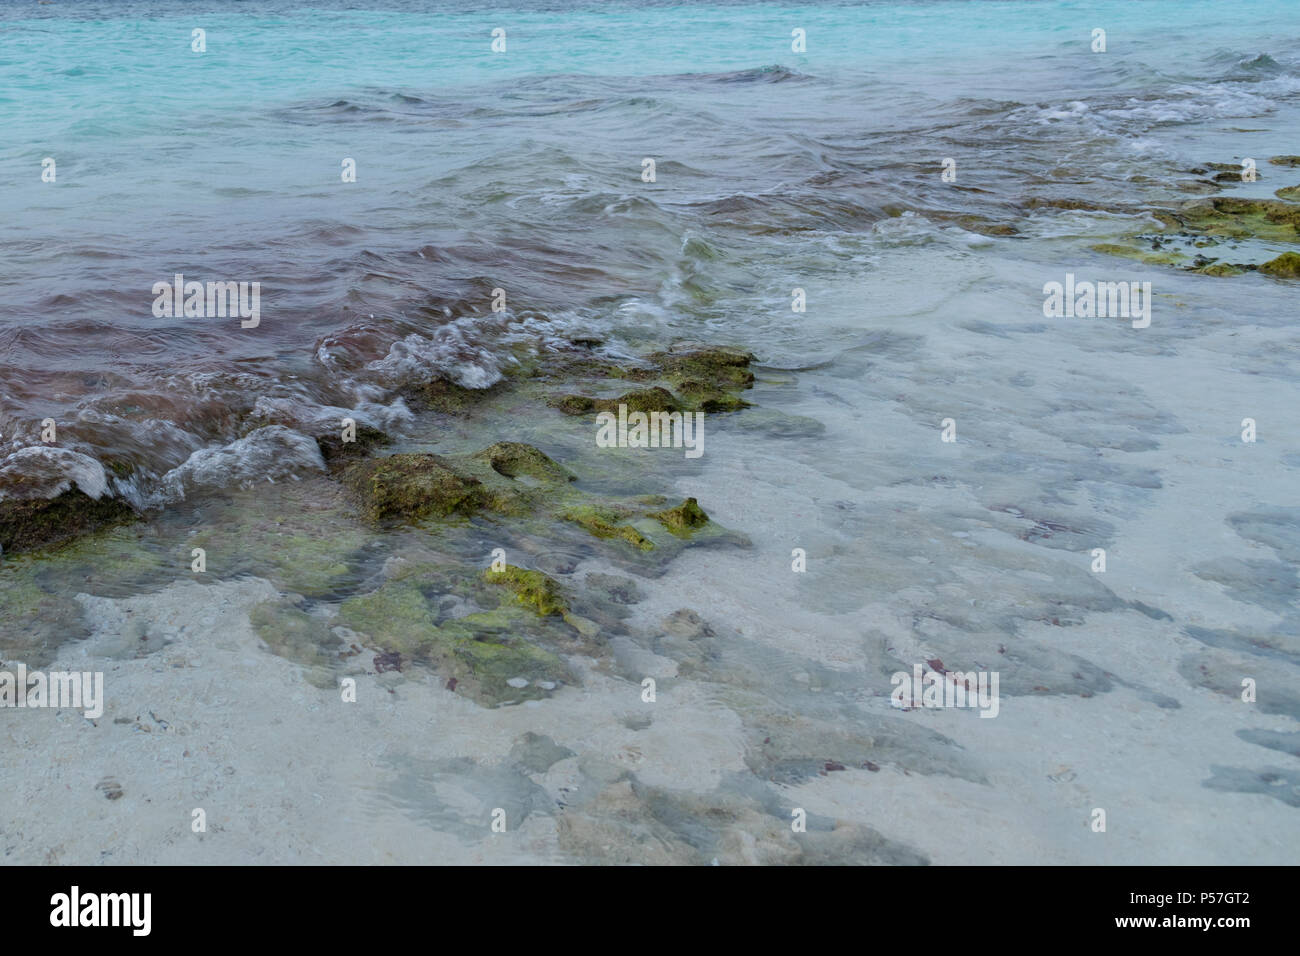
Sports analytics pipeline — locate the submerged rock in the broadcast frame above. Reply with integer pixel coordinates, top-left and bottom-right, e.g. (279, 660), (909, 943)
(551, 344), (756, 416)
(471, 442), (574, 483)
(1259, 251), (1300, 279)
(0, 489), (137, 554)
(1093, 190), (1300, 277)
(673, 382), (751, 412)
(1180, 197), (1300, 239)
(402, 377), (502, 413)
(337, 562), (572, 705)
(1089, 242), (1186, 266)
(650, 497), (710, 537)
(1194, 263), (1246, 277)
(562, 505), (655, 551)
(649, 345), (756, 391)
(249, 600), (342, 689)
(316, 422), (390, 466)
(343, 453), (487, 521)
(550, 387), (681, 416)
(485, 564), (569, 617)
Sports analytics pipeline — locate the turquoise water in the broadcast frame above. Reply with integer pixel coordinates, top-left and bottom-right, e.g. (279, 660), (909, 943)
(2, 0), (1297, 495)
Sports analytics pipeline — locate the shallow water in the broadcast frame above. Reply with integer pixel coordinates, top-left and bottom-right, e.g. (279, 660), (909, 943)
(2, 0), (1299, 864)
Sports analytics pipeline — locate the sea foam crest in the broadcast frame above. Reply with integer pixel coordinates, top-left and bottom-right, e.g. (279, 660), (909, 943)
(157, 425), (325, 504)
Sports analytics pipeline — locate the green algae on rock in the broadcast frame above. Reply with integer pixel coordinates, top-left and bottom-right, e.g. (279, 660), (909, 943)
(1276, 185), (1300, 202)
(337, 562), (572, 705)
(1178, 197), (1300, 240)
(550, 387), (681, 417)
(550, 344), (756, 417)
(649, 346), (756, 391)
(672, 382), (752, 413)
(186, 482), (370, 598)
(402, 377), (504, 414)
(951, 214), (1019, 237)
(1269, 156), (1300, 167)
(471, 442), (574, 483)
(650, 497), (710, 537)
(484, 564), (568, 617)
(34, 523), (173, 598)
(561, 504), (655, 551)
(1089, 242), (1186, 266)
(316, 422), (390, 467)
(0, 489), (137, 554)
(343, 453), (487, 521)
(1193, 263), (1246, 277)
(1259, 251), (1300, 279)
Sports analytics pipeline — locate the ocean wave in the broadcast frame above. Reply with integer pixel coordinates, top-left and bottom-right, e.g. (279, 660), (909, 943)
(0, 446), (109, 503)
(156, 426), (325, 505)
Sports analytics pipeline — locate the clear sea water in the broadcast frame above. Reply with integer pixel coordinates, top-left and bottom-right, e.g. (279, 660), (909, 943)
(2, 1), (1299, 864)
(2, 0), (1297, 496)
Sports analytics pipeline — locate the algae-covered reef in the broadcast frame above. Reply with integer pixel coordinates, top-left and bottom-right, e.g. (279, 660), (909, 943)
(0, 334), (758, 691)
(333, 561), (576, 705)
(1088, 157), (1300, 279)
(550, 345), (756, 416)
(1, 341), (757, 711)
(0, 489), (137, 555)
(341, 438), (745, 567)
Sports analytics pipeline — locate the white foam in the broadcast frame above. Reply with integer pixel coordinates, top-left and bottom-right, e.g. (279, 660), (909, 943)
(156, 425), (325, 504)
(0, 446), (108, 502)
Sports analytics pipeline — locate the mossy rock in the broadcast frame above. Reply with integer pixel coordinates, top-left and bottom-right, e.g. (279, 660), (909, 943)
(471, 442), (573, 483)
(953, 215), (1019, 236)
(674, 382), (752, 412)
(0, 489), (137, 554)
(1193, 263), (1245, 277)
(548, 344), (755, 419)
(550, 394), (599, 416)
(484, 564), (568, 617)
(1275, 185), (1300, 202)
(449, 633), (568, 702)
(338, 575), (442, 652)
(402, 378), (500, 414)
(1022, 197), (1109, 213)
(343, 453), (487, 521)
(650, 497), (710, 537)
(1259, 251), (1300, 278)
(1179, 197), (1300, 241)
(1269, 156), (1300, 167)
(562, 505), (655, 551)
(192, 523), (363, 598)
(1090, 242), (1186, 266)
(1212, 197), (1300, 229)
(185, 484), (370, 597)
(648, 346), (756, 391)
(337, 565), (571, 705)
(550, 387), (681, 417)
(317, 423), (390, 466)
